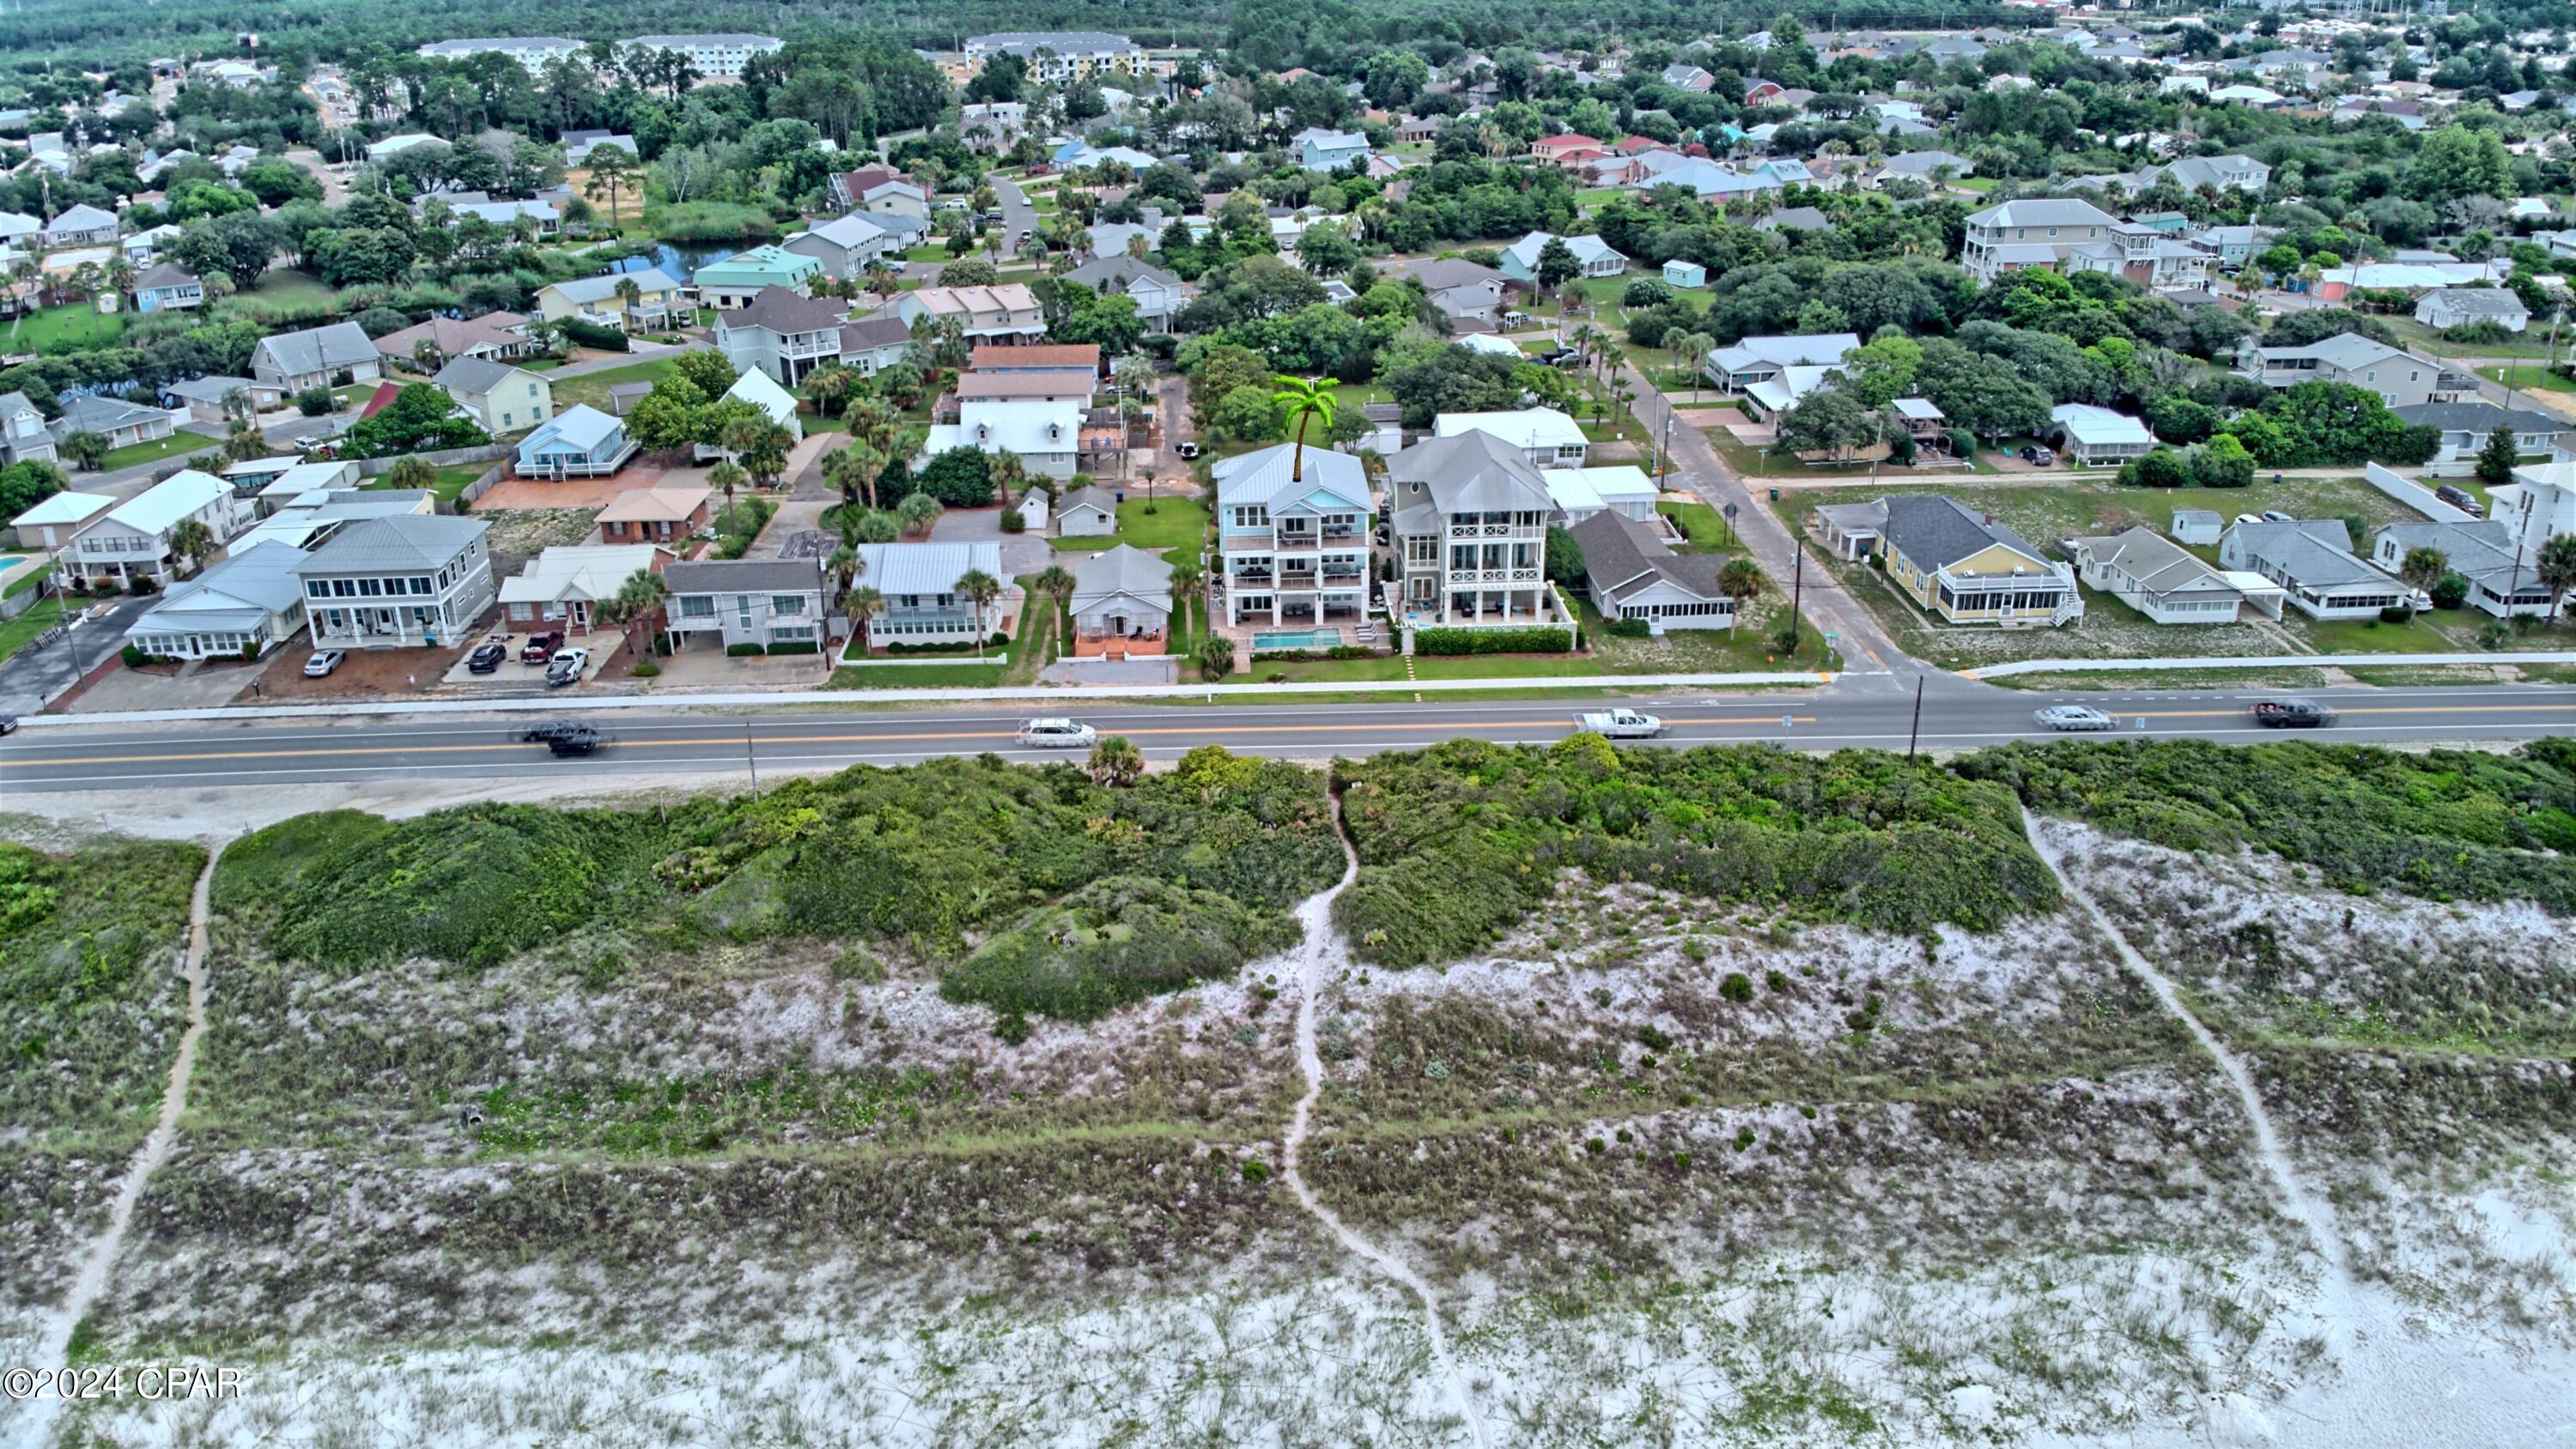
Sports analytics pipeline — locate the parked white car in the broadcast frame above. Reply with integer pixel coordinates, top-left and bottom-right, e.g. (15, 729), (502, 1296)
(1018, 717), (1098, 748)
(303, 649), (345, 677)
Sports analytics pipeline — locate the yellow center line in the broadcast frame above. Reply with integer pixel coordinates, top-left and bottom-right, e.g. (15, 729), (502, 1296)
(3, 717), (1828, 769)
(2129, 704), (2576, 719)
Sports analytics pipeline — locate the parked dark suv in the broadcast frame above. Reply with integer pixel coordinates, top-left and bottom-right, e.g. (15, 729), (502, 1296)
(466, 641), (508, 674)
(2433, 484), (2487, 518)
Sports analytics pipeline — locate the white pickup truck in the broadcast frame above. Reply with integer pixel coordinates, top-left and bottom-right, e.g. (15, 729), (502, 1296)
(1574, 708), (1665, 738)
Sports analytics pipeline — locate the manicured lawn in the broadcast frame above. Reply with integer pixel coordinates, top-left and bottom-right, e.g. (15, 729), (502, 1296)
(362, 464), (486, 505)
(1657, 500), (1733, 553)
(550, 357), (678, 414)
(1049, 494), (1210, 555)
(829, 659), (1010, 687)
(249, 269), (337, 307)
(1954, 177), (1997, 192)
(2383, 317), (2562, 361)
(2476, 363), (2576, 393)
(5, 303), (124, 354)
(89, 433), (219, 473)
(0, 593), (65, 667)
(902, 244), (954, 262)
(1329, 381), (1393, 410)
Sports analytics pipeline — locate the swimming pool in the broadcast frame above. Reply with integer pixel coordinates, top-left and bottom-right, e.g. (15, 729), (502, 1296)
(1253, 628), (1343, 650)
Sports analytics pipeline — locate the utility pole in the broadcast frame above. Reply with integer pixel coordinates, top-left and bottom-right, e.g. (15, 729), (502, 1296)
(744, 718), (762, 798)
(1906, 676), (1924, 760)
(1786, 543), (1804, 657)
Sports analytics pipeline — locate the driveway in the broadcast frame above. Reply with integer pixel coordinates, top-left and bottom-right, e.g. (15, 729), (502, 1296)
(930, 505), (1052, 575)
(64, 658), (256, 713)
(746, 499), (835, 560)
(0, 594), (155, 714)
(993, 176), (1041, 252)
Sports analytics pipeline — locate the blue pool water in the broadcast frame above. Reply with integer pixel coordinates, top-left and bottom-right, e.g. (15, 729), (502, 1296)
(1253, 628), (1343, 650)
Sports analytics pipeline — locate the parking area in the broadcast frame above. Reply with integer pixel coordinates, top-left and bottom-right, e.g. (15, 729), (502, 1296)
(64, 658), (262, 712)
(438, 629), (625, 688)
(251, 636), (480, 700)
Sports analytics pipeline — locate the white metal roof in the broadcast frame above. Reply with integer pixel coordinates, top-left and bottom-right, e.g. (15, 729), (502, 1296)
(9, 489), (112, 528)
(1434, 408), (1587, 450)
(100, 470), (228, 536)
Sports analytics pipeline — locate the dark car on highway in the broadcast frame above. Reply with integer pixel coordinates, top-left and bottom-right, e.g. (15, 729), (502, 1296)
(466, 641), (508, 674)
(2251, 699), (2336, 729)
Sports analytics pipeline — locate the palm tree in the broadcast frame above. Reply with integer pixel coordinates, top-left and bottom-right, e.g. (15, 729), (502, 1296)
(69, 261), (103, 342)
(58, 429), (110, 472)
(2534, 533), (2576, 622)
(954, 567), (1004, 657)
(1716, 559), (1765, 603)
(850, 509), (901, 544)
(612, 276), (643, 331)
(822, 440), (884, 509)
(1165, 555), (1203, 641)
(2397, 545), (2449, 601)
(896, 491), (942, 537)
(596, 567), (669, 658)
(1086, 734), (1145, 786)
(380, 456), (438, 492)
(167, 518), (216, 576)
(1670, 331), (1716, 402)
(841, 584), (884, 652)
(103, 257), (134, 312)
(1030, 563), (1076, 618)
(4, 256), (36, 339)
(708, 460), (746, 511)
(804, 364), (857, 418)
(828, 544), (860, 597)
(1271, 374), (1338, 483)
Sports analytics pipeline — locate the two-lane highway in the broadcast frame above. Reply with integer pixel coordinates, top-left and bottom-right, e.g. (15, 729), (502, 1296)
(4, 682), (2573, 794)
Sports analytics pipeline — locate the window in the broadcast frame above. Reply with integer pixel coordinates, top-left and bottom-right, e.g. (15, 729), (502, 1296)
(331, 579), (355, 597)
(679, 596), (714, 618)
(412, 578), (433, 595)
(306, 580), (328, 599)
(358, 578), (382, 597)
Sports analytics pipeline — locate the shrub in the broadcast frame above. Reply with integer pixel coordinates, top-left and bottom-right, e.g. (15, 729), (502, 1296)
(1196, 634), (1236, 681)
(726, 642), (767, 657)
(769, 641), (817, 656)
(1334, 742), (2061, 967)
(938, 875), (1300, 1022)
(293, 385), (336, 416)
(1621, 278), (1673, 308)
(1603, 617), (1652, 639)
(2378, 603), (2415, 624)
(2429, 572), (2470, 609)
(557, 316), (629, 352)
(1413, 626), (1572, 656)
(630, 659), (660, 676)
(120, 644), (147, 668)
(127, 576), (158, 596)
(1718, 972), (1753, 1002)
(237, 645), (260, 664)
(1954, 739), (2576, 911)
(999, 508), (1025, 533)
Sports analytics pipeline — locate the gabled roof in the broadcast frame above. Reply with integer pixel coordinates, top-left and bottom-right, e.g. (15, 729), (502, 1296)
(1210, 443), (1371, 513)
(970, 343), (1098, 371)
(692, 245), (821, 286)
(722, 367), (799, 427)
(2050, 403), (2153, 446)
(1071, 543), (1173, 611)
(257, 321), (376, 376)
(1499, 231), (1625, 270)
(794, 213), (893, 250)
(97, 470), (228, 536)
(2226, 518), (2391, 589)
(498, 544), (668, 605)
(726, 284), (848, 335)
(9, 489), (113, 529)
(662, 556), (826, 596)
(524, 404), (623, 452)
(1390, 430), (1554, 513)
(2391, 400), (2566, 433)
(1433, 409), (1588, 451)
(133, 261), (200, 290)
(597, 485), (711, 524)
(1064, 255), (1182, 292)
(1879, 495), (2050, 572)
(1965, 197), (2120, 229)
(136, 540), (307, 622)
(54, 392), (169, 433)
(2070, 527), (2234, 596)
(840, 314), (912, 352)
(292, 514), (489, 573)
(851, 541), (1003, 595)
(545, 268), (683, 305)
(431, 356), (528, 395)
(1571, 510), (1725, 603)
(1706, 332), (1862, 373)
(1055, 483), (1119, 518)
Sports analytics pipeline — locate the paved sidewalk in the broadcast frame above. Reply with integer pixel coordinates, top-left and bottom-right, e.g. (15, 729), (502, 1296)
(1971, 651), (2576, 679)
(13, 669), (1845, 728)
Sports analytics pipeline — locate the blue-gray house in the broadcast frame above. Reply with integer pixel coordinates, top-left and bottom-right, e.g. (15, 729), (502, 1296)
(513, 403), (640, 480)
(1293, 127), (1370, 173)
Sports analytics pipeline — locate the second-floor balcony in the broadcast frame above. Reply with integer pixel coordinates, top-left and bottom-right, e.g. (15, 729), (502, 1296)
(1448, 566), (1545, 585)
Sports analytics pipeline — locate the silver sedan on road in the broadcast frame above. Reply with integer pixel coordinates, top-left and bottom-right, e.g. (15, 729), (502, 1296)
(2032, 705), (2118, 731)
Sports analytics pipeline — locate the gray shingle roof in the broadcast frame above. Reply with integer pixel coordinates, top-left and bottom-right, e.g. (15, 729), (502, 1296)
(1072, 543), (1173, 610)
(663, 557), (826, 596)
(1570, 510), (1725, 603)
(2391, 401), (2567, 433)
(726, 284), (848, 336)
(432, 356), (521, 395)
(291, 515), (488, 574)
(1880, 495), (2047, 571)
(258, 321), (377, 377)
(1388, 430), (1553, 516)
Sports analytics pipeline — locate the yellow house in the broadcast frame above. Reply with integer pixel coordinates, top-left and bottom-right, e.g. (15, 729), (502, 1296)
(533, 268), (685, 332)
(1874, 495), (2082, 627)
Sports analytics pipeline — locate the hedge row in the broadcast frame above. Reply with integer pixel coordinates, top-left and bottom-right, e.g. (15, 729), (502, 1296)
(1413, 626), (1573, 656)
